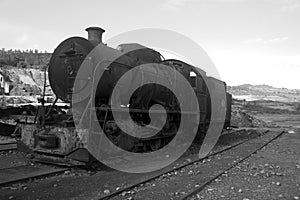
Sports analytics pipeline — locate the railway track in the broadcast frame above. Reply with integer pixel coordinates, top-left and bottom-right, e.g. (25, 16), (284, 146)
(180, 129), (285, 200)
(99, 128), (276, 200)
(0, 142), (17, 151)
(0, 164), (67, 187)
(0, 148), (67, 187)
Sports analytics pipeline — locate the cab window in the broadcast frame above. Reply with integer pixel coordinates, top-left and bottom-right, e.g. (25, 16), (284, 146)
(190, 71), (197, 88)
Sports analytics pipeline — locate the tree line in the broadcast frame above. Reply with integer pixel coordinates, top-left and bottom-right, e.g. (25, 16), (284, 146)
(0, 49), (51, 69)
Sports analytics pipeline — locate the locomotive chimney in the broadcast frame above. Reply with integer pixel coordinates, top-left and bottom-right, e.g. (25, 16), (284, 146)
(85, 26), (105, 46)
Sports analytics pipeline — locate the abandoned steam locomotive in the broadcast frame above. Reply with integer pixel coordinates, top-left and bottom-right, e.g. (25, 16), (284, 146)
(20, 27), (232, 164)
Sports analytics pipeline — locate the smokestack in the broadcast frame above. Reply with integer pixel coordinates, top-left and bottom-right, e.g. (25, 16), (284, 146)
(85, 26), (105, 46)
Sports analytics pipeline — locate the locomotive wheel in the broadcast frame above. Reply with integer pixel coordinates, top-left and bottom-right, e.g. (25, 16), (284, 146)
(163, 123), (177, 136)
(118, 134), (135, 151)
(149, 139), (162, 151)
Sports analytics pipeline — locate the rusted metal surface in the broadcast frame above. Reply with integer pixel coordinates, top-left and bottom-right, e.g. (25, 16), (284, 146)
(48, 37), (94, 102)
(86, 26), (105, 45)
(21, 124), (89, 155)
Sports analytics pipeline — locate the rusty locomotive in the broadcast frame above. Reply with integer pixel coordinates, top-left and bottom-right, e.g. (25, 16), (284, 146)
(20, 27), (232, 164)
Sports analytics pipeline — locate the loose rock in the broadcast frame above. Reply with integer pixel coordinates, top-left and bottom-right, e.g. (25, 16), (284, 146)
(276, 182), (281, 186)
(103, 189), (110, 194)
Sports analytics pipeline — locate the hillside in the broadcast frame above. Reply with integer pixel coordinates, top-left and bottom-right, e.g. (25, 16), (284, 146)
(228, 84), (300, 102)
(0, 65), (52, 97)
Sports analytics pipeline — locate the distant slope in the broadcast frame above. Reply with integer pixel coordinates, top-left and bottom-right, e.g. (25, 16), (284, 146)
(228, 84), (300, 102)
(0, 65), (52, 96)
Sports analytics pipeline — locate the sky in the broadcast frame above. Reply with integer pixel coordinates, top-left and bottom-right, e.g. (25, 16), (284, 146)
(0, 0), (299, 89)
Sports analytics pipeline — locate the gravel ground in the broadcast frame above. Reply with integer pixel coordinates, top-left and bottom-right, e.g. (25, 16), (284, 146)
(0, 123), (299, 200)
(0, 150), (31, 169)
(192, 129), (300, 200)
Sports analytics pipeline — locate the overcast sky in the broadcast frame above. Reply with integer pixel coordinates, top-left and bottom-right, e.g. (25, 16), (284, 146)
(0, 0), (299, 89)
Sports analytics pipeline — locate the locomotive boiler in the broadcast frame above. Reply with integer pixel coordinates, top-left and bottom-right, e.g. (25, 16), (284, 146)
(20, 27), (232, 164)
